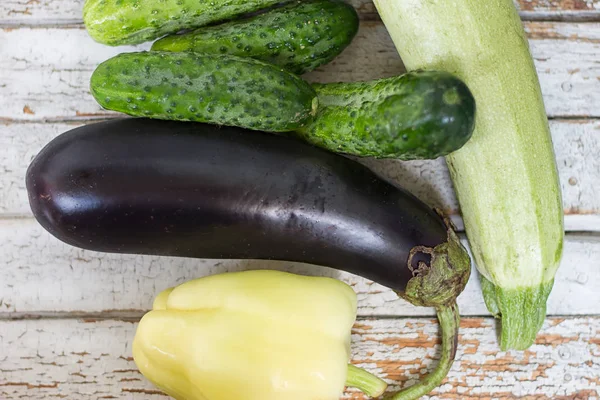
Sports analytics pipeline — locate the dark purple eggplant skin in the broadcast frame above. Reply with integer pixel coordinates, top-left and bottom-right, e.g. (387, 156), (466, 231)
(27, 118), (449, 292)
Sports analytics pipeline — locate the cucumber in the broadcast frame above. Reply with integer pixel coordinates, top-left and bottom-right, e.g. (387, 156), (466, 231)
(295, 71), (476, 159)
(90, 51), (318, 132)
(83, 0), (282, 46)
(151, 0), (359, 75)
(373, 0), (564, 349)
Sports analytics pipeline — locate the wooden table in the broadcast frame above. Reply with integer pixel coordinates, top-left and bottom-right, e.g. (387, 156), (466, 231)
(1, 1), (599, 398)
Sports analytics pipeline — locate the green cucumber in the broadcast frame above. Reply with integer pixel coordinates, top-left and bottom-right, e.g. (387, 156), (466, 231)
(373, 0), (564, 350)
(295, 71), (476, 159)
(83, 0), (282, 46)
(90, 51), (318, 132)
(151, 0), (359, 75)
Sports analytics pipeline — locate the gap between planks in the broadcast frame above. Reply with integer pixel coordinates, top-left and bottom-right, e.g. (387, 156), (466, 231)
(2, 215), (600, 234)
(1, 0), (600, 26)
(3, 310), (600, 322)
(2, 11), (600, 27)
(521, 10), (600, 22)
(3, 115), (599, 125)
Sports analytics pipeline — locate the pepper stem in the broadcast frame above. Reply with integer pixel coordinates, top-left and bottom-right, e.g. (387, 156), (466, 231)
(386, 302), (460, 400)
(346, 363), (388, 398)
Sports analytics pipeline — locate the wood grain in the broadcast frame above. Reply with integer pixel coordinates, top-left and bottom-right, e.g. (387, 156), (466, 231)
(1, 0), (599, 398)
(1, 218), (598, 317)
(0, 317), (598, 399)
(1, 22), (599, 121)
(1, 0), (599, 25)
(2, 119), (599, 232)
(364, 119), (600, 232)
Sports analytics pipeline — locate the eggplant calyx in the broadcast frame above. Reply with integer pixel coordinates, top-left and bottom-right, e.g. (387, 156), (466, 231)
(401, 226), (471, 308)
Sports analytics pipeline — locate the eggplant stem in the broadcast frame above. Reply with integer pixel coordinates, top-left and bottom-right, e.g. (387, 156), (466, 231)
(345, 363), (388, 398)
(386, 302), (460, 400)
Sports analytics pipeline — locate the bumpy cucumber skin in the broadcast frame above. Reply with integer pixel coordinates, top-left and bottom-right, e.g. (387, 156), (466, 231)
(151, 0), (359, 75)
(90, 51), (318, 132)
(296, 71), (476, 159)
(83, 0), (282, 46)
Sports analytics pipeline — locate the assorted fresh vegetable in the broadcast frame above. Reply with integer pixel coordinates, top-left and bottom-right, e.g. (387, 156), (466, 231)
(297, 71), (476, 159)
(152, 0), (359, 75)
(83, 0), (283, 46)
(372, 0), (564, 350)
(26, 0), (565, 397)
(133, 270), (388, 400)
(27, 118), (470, 399)
(90, 51), (318, 132)
(91, 48), (475, 157)
(26, 118), (470, 298)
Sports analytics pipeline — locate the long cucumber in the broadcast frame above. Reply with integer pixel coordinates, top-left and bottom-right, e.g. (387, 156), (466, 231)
(83, 0), (282, 46)
(151, 0), (359, 75)
(373, 0), (564, 350)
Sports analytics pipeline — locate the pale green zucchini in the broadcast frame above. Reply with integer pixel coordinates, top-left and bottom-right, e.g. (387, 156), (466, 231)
(373, 0), (564, 351)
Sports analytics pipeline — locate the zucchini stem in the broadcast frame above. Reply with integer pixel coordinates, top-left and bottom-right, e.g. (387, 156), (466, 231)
(386, 302), (460, 400)
(346, 363), (388, 398)
(480, 275), (554, 350)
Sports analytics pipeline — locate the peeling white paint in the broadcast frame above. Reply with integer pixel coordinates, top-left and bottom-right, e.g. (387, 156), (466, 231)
(0, 318), (598, 399)
(1, 23), (600, 121)
(1, 1), (599, 399)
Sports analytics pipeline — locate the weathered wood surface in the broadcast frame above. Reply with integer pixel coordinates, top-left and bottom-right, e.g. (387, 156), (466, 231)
(1, 0), (599, 25)
(0, 317), (598, 399)
(3, 119), (599, 233)
(1, 22), (600, 121)
(1, 219), (598, 317)
(1, 0), (600, 398)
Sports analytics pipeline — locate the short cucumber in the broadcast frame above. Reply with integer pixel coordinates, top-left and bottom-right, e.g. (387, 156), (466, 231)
(83, 0), (282, 46)
(151, 0), (359, 75)
(295, 71), (476, 159)
(90, 51), (318, 132)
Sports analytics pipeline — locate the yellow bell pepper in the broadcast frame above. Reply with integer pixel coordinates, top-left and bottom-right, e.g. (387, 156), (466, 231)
(132, 270), (387, 400)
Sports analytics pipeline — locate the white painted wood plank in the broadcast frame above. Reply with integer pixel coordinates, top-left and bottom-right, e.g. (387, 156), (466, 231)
(362, 119), (600, 230)
(1, 22), (599, 121)
(0, 218), (598, 316)
(1, 0), (599, 25)
(1, 0), (84, 25)
(0, 317), (598, 399)
(2, 119), (599, 230)
(0, 122), (80, 216)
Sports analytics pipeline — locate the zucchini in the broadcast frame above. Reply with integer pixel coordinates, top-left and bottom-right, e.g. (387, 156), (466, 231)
(90, 51), (318, 132)
(373, 0), (564, 349)
(295, 71), (476, 159)
(151, 0), (359, 75)
(83, 0), (282, 46)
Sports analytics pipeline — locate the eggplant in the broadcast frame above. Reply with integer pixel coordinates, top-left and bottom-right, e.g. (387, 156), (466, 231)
(27, 118), (470, 399)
